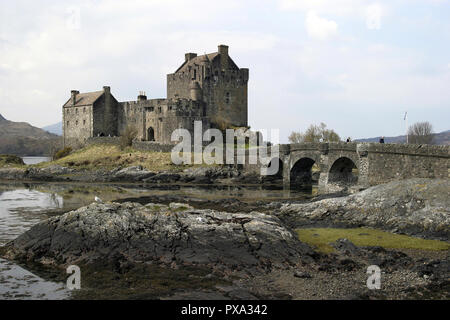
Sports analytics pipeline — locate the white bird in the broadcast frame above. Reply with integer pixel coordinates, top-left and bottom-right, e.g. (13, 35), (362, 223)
(196, 217), (205, 223)
(94, 196), (103, 203)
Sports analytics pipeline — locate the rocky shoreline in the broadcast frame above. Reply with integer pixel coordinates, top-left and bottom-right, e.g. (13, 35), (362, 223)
(0, 165), (263, 185)
(0, 178), (448, 299)
(276, 178), (450, 240)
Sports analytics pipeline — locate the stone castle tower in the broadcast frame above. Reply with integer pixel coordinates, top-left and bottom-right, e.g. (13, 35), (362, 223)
(167, 44), (249, 128)
(63, 44), (249, 147)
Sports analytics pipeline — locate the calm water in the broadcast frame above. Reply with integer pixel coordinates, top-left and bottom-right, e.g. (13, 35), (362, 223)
(21, 157), (51, 165)
(0, 188), (70, 299)
(0, 182), (314, 299)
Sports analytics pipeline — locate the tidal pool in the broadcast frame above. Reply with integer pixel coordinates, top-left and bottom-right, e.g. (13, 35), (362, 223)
(0, 182), (314, 299)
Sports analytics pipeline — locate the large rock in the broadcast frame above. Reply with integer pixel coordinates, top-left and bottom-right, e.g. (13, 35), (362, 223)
(2, 202), (315, 272)
(278, 178), (450, 238)
(0, 167), (26, 180)
(110, 166), (155, 181)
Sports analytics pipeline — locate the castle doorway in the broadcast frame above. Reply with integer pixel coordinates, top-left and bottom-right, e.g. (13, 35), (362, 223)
(147, 127), (155, 141)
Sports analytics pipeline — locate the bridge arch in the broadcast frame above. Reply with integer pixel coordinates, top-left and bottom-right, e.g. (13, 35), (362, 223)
(328, 157), (358, 186)
(290, 157), (319, 188)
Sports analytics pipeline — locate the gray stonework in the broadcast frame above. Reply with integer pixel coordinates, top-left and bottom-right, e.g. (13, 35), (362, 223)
(271, 142), (449, 193)
(63, 44), (248, 148)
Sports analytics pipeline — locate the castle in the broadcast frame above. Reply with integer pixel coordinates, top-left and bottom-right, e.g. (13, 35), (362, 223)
(63, 44), (249, 147)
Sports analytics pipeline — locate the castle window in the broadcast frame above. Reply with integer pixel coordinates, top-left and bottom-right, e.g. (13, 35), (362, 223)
(83, 107), (86, 113)
(66, 121), (69, 127)
(158, 107), (162, 113)
(149, 107), (154, 112)
(76, 120), (78, 125)
(83, 120), (86, 125)
(76, 108), (78, 114)
(225, 92), (231, 104)
(193, 69), (196, 80)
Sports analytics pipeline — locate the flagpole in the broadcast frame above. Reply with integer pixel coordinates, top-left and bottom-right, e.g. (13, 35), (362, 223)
(404, 111), (408, 144)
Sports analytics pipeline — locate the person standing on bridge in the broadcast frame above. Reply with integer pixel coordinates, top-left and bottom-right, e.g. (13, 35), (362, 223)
(346, 137), (351, 142)
(379, 136), (385, 143)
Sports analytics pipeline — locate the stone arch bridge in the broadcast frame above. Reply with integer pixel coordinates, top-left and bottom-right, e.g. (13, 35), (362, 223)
(260, 142), (449, 192)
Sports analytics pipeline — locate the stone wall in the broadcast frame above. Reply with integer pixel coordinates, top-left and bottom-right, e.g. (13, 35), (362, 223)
(63, 105), (93, 148)
(203, 68), (249, 128)
(276, 142), (449, 192)
(86, 137), (121, 146)
(132, 141), (174, 152)
(118, 98), (208, 144)
(364, 143), (449, 184)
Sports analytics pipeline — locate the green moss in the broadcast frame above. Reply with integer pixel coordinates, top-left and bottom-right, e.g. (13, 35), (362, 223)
(170, 206), (190, 212)
(296, 227), (450, 254)
(70, 263), (229, 300)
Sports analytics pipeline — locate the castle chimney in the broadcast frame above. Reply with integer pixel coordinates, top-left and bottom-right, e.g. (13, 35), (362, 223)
(137, 91), (147, 101)
(71, 90), (79, 106)
(218, 44), (229, 71)
(185, 53), (197, 62)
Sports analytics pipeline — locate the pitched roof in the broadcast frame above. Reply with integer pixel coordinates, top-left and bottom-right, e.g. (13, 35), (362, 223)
(174, 52), (219, 74)
(63, 91), (104, 108)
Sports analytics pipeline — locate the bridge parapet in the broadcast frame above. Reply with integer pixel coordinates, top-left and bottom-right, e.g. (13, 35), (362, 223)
(272, 142), (449, 193)
(364, 143), (449, 158)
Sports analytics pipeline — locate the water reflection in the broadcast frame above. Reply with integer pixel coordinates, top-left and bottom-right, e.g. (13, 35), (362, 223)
(0, 182), (315, 299)
(0, 189), (63, 245)
(0, 258), (70, 300)
(0, 188), (68, 300)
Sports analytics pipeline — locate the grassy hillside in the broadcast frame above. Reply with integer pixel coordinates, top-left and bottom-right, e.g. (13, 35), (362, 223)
(0, 114), (61, 156)
(37, 144), (184, 171)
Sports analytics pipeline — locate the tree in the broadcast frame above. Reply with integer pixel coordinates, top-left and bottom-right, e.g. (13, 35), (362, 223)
(407, 121), (434, 145)
(119, 125), (138, 149)
(288, 123), (341, 143)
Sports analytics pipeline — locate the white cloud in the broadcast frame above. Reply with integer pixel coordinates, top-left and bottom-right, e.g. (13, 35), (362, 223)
(279, 0), (364, 16)
(366, 3), (383, 30)
(305, 11), (338, 40)
(0, 0), (449, 140)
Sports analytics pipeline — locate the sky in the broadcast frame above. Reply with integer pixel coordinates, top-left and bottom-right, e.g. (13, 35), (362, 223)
(0, 0), (449, 143)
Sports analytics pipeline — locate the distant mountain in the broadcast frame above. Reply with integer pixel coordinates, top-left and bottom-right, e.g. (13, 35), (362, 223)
(356, 130), (450, 145)
(42, 122), (62, 136)
(0, 114), (61, 156)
